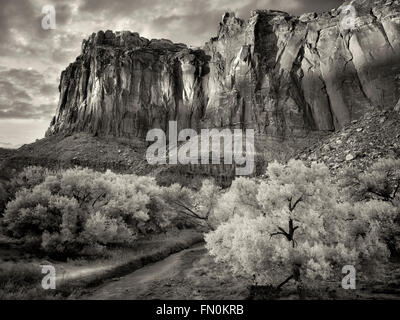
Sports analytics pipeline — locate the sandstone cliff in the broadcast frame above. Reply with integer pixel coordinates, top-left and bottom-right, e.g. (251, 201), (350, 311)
(47, 0), (400, 153)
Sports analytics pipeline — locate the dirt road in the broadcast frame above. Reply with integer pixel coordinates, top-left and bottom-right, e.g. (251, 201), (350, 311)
(84, 244), (400, 300)
(85, 244), (223, 300)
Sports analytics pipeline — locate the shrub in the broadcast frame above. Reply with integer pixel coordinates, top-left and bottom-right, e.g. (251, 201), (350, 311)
(1, 166), (49, 216)
(99, 172), (150, 226)
(83, 212), (135, 245)
(3, 187), (64, 240)
(341, 158), (400, 204)
(340, 159), (400, 253)
(8, 166), (49, 197)
(1, 167), (177, 257)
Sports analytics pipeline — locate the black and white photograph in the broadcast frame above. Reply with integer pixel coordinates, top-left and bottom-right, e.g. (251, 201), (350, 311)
(0, 0), (400, 308)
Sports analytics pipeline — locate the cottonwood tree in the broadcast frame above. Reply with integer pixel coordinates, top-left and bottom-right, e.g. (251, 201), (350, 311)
(206, 160), (395, 295)
(209, 177), (261, 228)
(163, 179), (220, 230)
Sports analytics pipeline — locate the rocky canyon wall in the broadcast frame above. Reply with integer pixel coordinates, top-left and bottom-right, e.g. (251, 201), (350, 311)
(47, 0), (400, 155)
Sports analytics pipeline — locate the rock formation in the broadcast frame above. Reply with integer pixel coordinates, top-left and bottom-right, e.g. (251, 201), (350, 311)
(296, 108), (400, 175)
(47, 0), (400, 157)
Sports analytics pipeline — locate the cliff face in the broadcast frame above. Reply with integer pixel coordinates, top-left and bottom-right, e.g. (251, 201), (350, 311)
(47, 0), (400, 146)
(48, 32), (207, 138)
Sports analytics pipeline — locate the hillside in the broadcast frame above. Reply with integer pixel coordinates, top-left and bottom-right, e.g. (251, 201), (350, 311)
(0, 133), (152, 180)
(296, 109), (400, 174)
(2, 108), (399, 185)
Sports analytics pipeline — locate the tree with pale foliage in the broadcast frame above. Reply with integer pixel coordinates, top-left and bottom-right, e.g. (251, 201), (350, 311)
(209, 177), (261, 228)
(2, 167), (176, 256)
(163, 179), (220, 230)
(8, 166), (49, 195)
(206, 160), (396, 292)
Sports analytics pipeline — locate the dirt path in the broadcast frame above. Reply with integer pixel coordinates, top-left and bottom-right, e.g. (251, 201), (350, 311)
(85, 244), (209, 300)
(84, 244), (400, 300)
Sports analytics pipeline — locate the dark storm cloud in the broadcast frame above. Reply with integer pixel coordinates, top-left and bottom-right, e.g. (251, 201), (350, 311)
(0, 1), (74, 123)
(0, 68), (57, 120)
(0, 0), (35, 43)
(2, 68), (48, 89)
(56, 2), (74, 25)
(0, 0), (346, 67)
(150, 11), (222, 45)
(0, 81), (31, 101)
(0, 101), (54, 119)
(79, 0), (152, 14)
(0, 0), (75, 60)
(78, 0), (344, 16)
(293, 0), (346, 14)
(77, 0), (345, 46)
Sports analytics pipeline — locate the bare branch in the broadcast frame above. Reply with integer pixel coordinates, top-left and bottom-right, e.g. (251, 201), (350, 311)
(270, 218), (299, 248)
(270, 232), (286, 239)
(277, 227), (290, 237)
(78, 192), (91, 208)
(288, 196), (303, 212)
(178, 209), (214, 230)
(92, 192), (106, 208)
(276, 274), (294, 290)
(171, 200), (206, 220)
(392, 179), (400, 199)
(367, 188), (393, 202)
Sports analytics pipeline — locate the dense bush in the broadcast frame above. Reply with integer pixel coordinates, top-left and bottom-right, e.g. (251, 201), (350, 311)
(1, 167), (179, 257)
(341, 158), (400, 203)
(0, 166), (49, 217)
(206, 160), (397, 290)
(7, 166), (49, 197)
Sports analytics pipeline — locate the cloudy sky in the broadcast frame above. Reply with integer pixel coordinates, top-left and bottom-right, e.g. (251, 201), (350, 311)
(0, 0), (344, 148)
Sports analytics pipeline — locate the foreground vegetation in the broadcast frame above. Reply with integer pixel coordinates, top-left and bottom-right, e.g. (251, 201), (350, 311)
(0, 158), (399, 299)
